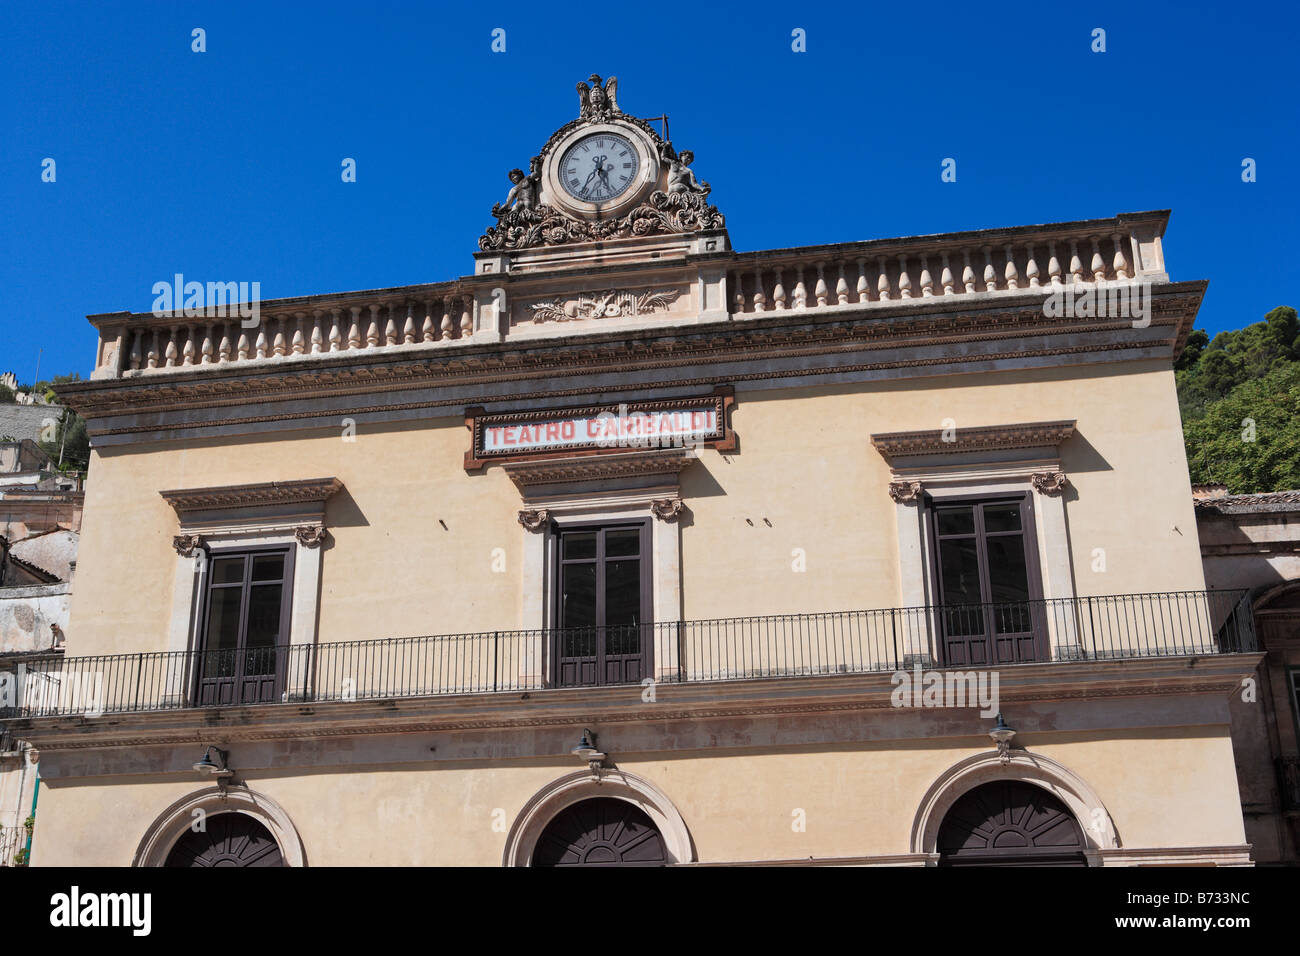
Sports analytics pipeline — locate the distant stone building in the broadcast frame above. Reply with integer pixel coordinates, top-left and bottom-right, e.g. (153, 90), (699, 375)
(1196, 486), (1300, 864)
(0, 428), (81, 867)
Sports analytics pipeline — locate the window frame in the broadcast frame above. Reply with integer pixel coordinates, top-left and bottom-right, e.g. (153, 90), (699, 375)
(193, 543), (297, 704)
(924, 491), (1046, 664)
(549, 518), (653, 686)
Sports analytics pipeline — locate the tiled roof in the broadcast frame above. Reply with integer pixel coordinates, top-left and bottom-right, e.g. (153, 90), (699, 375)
(1194, 490), (1300, 514)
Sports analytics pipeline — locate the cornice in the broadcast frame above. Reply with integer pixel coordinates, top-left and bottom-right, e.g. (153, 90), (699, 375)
(159, 477), (343, 515)
(8, 652), (1261, 753)
(61, 284), (1206, 435)
(871, 420), (1077, 459)
(503, 449), (695, 489)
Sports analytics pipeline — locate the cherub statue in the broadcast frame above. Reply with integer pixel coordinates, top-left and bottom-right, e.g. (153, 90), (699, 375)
(576, 74), (619, 120)
(666, 149), (709, 196)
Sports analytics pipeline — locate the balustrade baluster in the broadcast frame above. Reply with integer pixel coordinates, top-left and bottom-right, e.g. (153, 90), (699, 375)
(1112, 232), (1130, 280)
(403, 303), (417, 344)
(329, 308), (343, 352)
(291, 312), (306, 355)
(384, 304), (399, 346)
(440, 299), (453, 340)
(348, 306), (362, 349)
(1004, 244), (1019, 290)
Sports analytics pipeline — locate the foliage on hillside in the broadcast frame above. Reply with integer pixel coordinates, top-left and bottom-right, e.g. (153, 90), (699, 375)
(1178, 306), (1300, 492)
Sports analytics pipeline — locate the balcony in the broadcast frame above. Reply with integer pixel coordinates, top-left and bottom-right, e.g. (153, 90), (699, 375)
(0, 590), (1255, 719)
(1278, 757), (1300, 812)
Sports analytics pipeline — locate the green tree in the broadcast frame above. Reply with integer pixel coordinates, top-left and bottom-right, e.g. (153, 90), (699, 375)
(1184, 362), (1300, 493)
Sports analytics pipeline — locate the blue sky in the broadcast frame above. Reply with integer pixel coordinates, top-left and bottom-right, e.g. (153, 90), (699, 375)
(2, 0), (1296, 384)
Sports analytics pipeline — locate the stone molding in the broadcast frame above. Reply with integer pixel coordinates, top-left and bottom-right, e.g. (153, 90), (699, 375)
(871, 420), (1077, 460)
(293, 525), (327, 548)
(13, 652), (1261, 754)
(160, 478), (343, 515)
(650, 498), (685, 522)
(502, 769), (695, 866)
(910, 750), (1119, 856)
(132, 785), (307, 867)
(887, 480), (924, 503)
(59, 285), (1206, 431)
(1030, 470), (1071, 495)
(171, 533), (203, 557)
(503, 449), (696, 491)
(517, 508), (551, 533)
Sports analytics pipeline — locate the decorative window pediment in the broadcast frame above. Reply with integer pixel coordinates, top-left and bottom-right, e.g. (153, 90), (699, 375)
(160, 477), (343, 539)
(870, 420), (1076, 464)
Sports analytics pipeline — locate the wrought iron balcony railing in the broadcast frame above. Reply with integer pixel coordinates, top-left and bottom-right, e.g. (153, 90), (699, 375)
(0, 590), (1255, 719)
(1278, 756), (1300, 812)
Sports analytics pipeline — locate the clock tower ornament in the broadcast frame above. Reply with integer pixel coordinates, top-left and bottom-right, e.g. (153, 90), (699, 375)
(479, 74), (725, 252)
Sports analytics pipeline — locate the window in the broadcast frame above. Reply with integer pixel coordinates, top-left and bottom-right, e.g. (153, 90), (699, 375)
(554, 522), (651, 687)
(929, 495), (1044, 665)
(196, 548), (295, 705)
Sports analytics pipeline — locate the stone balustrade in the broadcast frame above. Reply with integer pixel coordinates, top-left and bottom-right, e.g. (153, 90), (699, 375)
(86, 212), (1171, 380)
(90, 286), (480, 380)
(726, 221), (1166, 317)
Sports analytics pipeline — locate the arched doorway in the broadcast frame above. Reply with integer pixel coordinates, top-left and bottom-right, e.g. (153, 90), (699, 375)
(164, 812), (286, 867)
(532, 797), (668, 867)
(937, 780), (1086, 866)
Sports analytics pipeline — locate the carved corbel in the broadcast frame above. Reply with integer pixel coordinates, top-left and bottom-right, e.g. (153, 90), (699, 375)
(650, 498), (685, 522)
(518, 509), (551, 532)
(172, 534), (204, 557)
(887, 480), (924, 503)
(294, 525), (327, 548)
(1030, 471), (1070, 496)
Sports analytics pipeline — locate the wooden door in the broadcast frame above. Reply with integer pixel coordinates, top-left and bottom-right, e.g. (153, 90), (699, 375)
(164, 813), (285, 867)
(931, 496), (1044, 665)
(937, 780), (1086, 866)
(554, 524), (651, 687)
(532, 798), (667, 866)
(195, 549), (294, 705)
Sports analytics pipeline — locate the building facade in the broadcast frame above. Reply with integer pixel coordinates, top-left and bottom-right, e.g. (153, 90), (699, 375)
(2, 76), (1261, 866)
(1195, 485), (1300, 865)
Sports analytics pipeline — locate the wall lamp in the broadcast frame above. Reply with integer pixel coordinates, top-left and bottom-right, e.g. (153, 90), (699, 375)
(192, 745), (233, 778)
(570, 729), (606, 779)
(989, 714), (1017, 765)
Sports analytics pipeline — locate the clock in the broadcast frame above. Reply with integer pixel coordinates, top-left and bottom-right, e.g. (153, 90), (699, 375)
(557, 132), (640, 203)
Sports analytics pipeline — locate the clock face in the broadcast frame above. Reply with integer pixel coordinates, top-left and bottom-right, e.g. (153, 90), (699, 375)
(558, 132), (640, 203)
